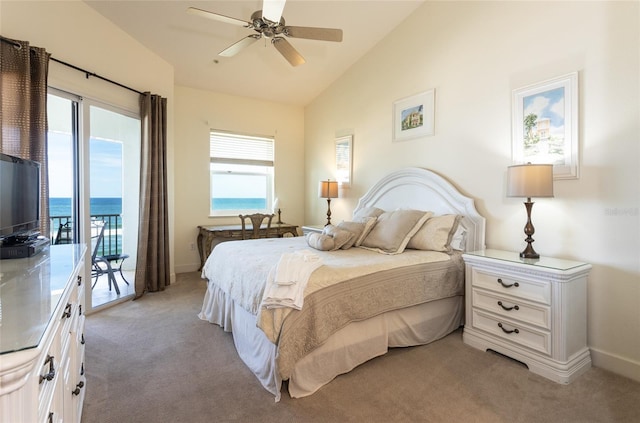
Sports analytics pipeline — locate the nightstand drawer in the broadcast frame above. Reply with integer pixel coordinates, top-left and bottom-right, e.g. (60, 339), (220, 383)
(472, 309), (551, 356)
(472, 288), (551, 329)
(471, 268), (550, 304)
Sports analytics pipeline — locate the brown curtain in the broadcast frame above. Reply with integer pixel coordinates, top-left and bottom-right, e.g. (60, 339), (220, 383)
(134, 92), (170, 298)
(0, 37), (51, 237)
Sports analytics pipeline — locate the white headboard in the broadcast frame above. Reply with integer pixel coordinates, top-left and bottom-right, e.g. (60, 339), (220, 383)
(353, 167), (486, 252)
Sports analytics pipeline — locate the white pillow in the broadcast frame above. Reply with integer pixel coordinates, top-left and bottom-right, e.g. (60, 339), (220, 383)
(360, 210), (432, 254)
(306, 232), (335, 251)
(407, 214), (462, 252)
(323, 224), (355, 250)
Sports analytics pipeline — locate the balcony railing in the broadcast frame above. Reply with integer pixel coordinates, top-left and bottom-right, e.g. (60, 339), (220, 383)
(50, 214), (124, 256)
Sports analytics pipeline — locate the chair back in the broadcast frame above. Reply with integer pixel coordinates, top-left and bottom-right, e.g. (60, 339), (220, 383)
(90, 221), (106, 264)
(239, 213), (274, 240)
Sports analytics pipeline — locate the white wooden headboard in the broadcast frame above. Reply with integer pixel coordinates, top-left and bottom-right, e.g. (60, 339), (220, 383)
(353, 167), (486, 252)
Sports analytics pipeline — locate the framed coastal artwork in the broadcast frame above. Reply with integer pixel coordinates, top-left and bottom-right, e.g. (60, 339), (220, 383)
(512, 72), (579, 179)
(335, 135), (352, 188)
(393, 89), (435, 142)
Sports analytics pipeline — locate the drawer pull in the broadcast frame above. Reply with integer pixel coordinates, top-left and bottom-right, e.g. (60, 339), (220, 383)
(62, 303), (72, 319)
(77, 275), (82, 286)
(72, 381), (85, 396)
(48, 412), (54, 423)
(498, 322), (519, 334)
(39, 355), (56, 384)
(81, 334), (85, 345)
(497, 278), (519, 288)
(497, 301), (519, 311)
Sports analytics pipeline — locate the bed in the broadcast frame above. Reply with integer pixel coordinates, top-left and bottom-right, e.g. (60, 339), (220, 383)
(199, 167), (486, 401)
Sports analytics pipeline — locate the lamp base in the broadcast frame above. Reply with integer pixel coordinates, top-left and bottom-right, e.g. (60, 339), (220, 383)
(519, 243), (540, 259)
(520, 199), (540, 259)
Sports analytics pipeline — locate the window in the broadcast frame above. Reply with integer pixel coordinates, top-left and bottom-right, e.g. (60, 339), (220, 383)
(209, 130), (274, 216)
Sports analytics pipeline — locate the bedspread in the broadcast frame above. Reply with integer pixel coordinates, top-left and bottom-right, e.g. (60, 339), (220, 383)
(200, 237), (463, 368)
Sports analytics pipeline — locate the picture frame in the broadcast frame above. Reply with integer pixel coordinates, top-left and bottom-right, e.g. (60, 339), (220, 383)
(512, 72), (579, 179)
(335, 135), (352, 188)
(393, 89), (435, 142)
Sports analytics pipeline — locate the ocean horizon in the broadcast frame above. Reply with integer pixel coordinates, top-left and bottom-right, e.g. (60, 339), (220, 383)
(50, 197), (122, 217)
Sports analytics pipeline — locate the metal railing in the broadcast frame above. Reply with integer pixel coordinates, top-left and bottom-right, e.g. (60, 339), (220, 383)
(50, 214), (124, 256)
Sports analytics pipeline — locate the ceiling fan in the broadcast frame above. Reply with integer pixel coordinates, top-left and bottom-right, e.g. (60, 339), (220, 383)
(187, 0), (343, 66)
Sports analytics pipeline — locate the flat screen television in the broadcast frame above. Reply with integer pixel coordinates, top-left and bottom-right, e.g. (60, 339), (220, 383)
(0, 152), (41, 242)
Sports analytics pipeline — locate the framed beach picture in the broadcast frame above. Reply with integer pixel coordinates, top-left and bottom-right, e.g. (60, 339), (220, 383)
(512, 72), (579, 179)
(393, 89), (435, 142)
(335, 135), (352, 188)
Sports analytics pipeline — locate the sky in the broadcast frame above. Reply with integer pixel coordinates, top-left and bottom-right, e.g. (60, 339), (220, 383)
(48, 132), (122, 198)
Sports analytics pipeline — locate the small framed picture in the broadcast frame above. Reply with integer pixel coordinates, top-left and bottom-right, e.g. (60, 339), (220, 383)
(335, 135), (352, 188)
(393, 89), (435, 142)
(512, 72), (579, 179)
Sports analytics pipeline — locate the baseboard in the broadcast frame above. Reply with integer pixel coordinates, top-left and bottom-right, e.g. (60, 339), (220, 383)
(590, 347), (640, 383)
(174, 263), (200, 274)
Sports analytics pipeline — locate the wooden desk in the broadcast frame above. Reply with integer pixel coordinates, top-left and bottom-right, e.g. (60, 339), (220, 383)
(197, 223), (299, 270)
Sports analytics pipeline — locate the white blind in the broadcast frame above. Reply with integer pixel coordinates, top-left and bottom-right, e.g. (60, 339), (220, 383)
(210, 131), (274, 166)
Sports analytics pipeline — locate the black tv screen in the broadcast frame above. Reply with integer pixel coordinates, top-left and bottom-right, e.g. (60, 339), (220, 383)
(0, 153), (41, 239)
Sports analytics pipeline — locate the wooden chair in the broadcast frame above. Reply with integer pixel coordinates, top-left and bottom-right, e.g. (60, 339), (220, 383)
(239, 213), (274, 240)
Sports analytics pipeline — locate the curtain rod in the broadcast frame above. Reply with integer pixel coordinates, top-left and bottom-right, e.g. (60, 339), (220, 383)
(1, 35), (144, 96)
(50, 57), (144, 96)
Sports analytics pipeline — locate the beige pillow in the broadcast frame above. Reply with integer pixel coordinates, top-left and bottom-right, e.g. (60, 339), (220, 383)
(354, 216), (378, 247)
(407, 214), (462, 252)
(323, 224), (355, 250)
(352, 206), (384, 221)
(361, 210), (432, 254)
(306, 232), (335, 251)
(336, 220), (365, 249)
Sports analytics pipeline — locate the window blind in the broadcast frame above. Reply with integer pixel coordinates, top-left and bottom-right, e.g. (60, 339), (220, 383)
(210, 131), (274, 167)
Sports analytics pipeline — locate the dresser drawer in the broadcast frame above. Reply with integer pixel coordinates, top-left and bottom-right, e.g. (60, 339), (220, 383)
(471, 309), (551, 356)
(471, 268), (550, 304)
(472, 288), (551, 330)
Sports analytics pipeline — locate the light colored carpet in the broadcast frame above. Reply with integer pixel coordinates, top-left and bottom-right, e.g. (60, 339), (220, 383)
(82, 272), (640, 423)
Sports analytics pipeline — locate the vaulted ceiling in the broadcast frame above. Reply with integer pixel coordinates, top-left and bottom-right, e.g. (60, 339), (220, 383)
(85, 1), (424, 106)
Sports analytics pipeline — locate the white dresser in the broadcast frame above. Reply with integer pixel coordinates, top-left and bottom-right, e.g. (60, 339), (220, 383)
(0, 244), (87, 423)
(462, 249), (592, 383)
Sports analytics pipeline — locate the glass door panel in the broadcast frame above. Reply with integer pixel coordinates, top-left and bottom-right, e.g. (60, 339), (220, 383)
(89, 104), (140, 308)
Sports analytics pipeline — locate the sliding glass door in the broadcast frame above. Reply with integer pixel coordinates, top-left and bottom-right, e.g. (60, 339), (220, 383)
(47, 90), (140, 311)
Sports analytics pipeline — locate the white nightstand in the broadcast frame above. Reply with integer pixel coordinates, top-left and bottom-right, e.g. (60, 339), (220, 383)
(301, 225), (324, 235)
(462, 249), (592, 384)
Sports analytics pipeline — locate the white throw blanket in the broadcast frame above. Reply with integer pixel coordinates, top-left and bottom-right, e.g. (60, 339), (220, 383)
(261, 250), (323, 310)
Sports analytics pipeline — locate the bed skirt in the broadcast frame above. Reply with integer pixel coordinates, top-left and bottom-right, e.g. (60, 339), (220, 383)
(199, 284), (463, 401)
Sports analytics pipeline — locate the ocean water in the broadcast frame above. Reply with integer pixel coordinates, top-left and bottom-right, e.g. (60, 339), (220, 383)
(211, 198), (266, 210)
(50, 197), (122, 217)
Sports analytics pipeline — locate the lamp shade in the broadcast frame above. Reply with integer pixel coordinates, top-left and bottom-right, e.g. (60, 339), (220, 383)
(272, 198), (280, 212)
(318, 180), (339, 199)
(507, 164), (554, 198)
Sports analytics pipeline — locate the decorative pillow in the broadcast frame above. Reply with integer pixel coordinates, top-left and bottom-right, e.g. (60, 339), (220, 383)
(352, 206), (384, 221)
(323, 224), (355, 250)
(407, 214), (462, 252)
(336, 220), (364, 249)
(360, 210), (432, 254)
(450, 224), (467, 251)
(306, 232), (335, 251)
(354, 216), (378, 247)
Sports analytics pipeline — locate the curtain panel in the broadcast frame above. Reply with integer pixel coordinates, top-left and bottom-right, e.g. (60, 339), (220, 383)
(135, 92), (170, 298)
(0, 37), (51, 237)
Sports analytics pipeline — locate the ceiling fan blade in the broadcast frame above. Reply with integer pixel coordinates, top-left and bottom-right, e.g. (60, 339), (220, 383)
(262, 0), (287, 24)
(187, 7), (249, 27)
(219, 35), (261, 57)
(272, 37), (305, 66)
(285, 26), (343, 42)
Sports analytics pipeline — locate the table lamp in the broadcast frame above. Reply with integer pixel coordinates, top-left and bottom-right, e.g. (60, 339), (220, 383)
(273, 198), (282, 224)
(507, 163), (554, 259)
(318, 179), (339, 226)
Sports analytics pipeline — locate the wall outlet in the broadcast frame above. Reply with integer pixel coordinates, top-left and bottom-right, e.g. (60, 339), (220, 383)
(189, 243), (195, 251)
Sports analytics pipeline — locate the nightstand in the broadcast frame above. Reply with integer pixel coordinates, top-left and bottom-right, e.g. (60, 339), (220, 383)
(462, 249), (592, 384)
(301, 225), (324, 235)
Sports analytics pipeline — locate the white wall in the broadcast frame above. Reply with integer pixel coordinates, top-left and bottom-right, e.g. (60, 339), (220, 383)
(304, 1), (639, 382)
(173, 86), (305, 273)
(1, 1), (176, 280)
